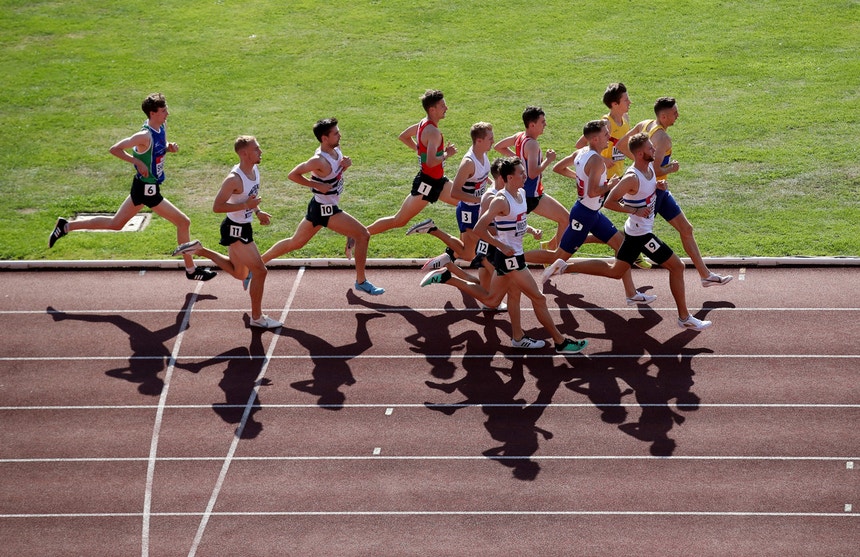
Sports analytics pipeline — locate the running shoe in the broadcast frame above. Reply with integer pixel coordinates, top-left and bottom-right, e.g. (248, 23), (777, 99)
(421, 252), (453, 271)
(541, 258), (568, 286)
(480, 301), (508, 312)
(406, 218), (437, 235)
(511, 336), (546, 349)
(242, 272), (252, 291)
(677, 315), (712, 331)
(355, 280), (385, 295)
(249, 315), (283, 329)
(701, 272), (733, 287)
(186, 267), (217, 281)
(626, 292), (658, 306)
(48, 217), (68, 248)
(172, 239), (201, 256)
(420, 269), (451, 287)
(555, 338), (588, 354)
(633, 255), (652, 269)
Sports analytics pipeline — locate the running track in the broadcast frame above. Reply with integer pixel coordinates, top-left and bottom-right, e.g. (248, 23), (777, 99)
(0, 265), (857, 556)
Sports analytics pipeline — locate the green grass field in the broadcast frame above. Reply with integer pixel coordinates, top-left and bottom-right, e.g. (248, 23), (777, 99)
(1, 0), (858, 261)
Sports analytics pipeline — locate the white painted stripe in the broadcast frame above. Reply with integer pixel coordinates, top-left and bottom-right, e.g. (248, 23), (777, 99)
(187, 267), (304, 557)
(15, 306), (860, 315)
(2, 455), (857, 464)
(140, 280), (203, 557)
(0, 510), (855, 519)
(3, 353), (859, 362)
(3, 402), (859, 411)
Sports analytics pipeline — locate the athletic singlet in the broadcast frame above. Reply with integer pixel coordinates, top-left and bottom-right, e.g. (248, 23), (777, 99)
(460, 147), (490, 206)
(573, 148), (608, 211)
(417, 118), (445, 179)
(133, 122), (168, 185)
(493, 189), (528, 255)
(602, 113), (630, 179)
(310, 147), (345, 205)
(622, 164), (657, 237)
(226, 164), (260, 224)
(514, 132), (543, 197)
(644, 119), (672, 180)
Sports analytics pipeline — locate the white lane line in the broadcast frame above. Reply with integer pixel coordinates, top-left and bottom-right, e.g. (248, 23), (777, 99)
(2, 510), (856, 519)
(4, 353), (860, 362)
(739, 267), (746, 281)
(3, 455), (858, 464)
(187, 267), (304, 557)
(140, 280), (203, 557)
(4, 403), (859, 411)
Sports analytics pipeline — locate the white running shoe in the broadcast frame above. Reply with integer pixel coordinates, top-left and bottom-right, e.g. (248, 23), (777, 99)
(480, 302), (508, 312)
(422, 252), (453, 271)
(172, 239), (201, 256)
(249, 315), (283, 329)
(626, 292), (657, 306)
(511, 336), (546, 349)
(406, 218), (436, 235)
(701, 272), (733, 287)
(541, 258), (568, 286)
(677, 315), (712, 331)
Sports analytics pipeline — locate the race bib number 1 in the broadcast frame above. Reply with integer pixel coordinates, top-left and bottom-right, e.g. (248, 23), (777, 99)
(417, 182), (433, 196)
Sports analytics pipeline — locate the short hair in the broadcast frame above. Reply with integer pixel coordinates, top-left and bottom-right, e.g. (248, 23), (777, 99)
(654, 96), (676, 115)
(141, 93), (166, 116)
(602, 83), (627, 109)
(490, 157), (504, 179)
(420, 89), (445, 112)
(313, 118), (338, 142)
(470, 122), (493, 142)
(522, 106), (545, 128)
(234, 135), (257, 153)
(498, 157), (522, 181)
(628, 132), (650, 154)
(583, 119), (606, 138)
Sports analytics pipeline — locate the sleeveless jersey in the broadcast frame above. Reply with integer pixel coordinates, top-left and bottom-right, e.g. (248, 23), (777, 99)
(460, 147), (490, 206)
(417, 118), (445, 179)
(573, 148), (608, 211)
(514, 132), (543, 197)
(133, 122), (168, 185)
(622, 164), (658, 237)
(602, 113), (630, 179)
(310, 147), (345, 205)
(494, 189), (528, 256)
(644, 119), (672, 180)
(226, 164), (260, 224)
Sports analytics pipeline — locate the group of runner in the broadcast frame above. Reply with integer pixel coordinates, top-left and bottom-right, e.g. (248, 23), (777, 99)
(48, 85), (731, 347)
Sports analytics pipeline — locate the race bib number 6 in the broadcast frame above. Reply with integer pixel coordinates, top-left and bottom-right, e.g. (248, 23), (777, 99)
(144, 183), (157, 196)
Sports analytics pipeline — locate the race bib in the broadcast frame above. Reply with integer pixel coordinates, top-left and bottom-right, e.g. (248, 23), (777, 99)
(644, 238), (661, 253)
(417, 182), (433, 196)
(570, 218), (583, 231)
(230, 225), (243, 238)
(320, 203), (335, 216)
(475, 240), (489, 256)
(144, 183), (157, 196)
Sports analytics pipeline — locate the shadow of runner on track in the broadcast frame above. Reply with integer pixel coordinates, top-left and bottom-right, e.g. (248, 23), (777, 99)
(545, 283), (733, 457)
(177, 318), (270, 439)
(278, 312), (385, 410)
(45, 292), (215, 396)
(346, 289), (501, 380)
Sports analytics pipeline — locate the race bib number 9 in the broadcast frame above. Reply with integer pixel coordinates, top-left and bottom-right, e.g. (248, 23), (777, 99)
(644, 238), (661, 253)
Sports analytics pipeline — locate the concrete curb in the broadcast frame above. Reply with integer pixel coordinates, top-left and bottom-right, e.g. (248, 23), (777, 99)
(2, 256), (858, 270)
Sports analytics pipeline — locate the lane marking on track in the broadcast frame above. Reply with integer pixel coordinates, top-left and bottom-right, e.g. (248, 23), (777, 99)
(4, 402), (859, 412)
(2, 510), (857, 519)
(140, 280), (204, 557)
(385, 407), (394, 415)
(187, 267), (304, 557)
(4, 353), (860, 362)
(739, 267), (746, 281)
(3, 455), (858, 464)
